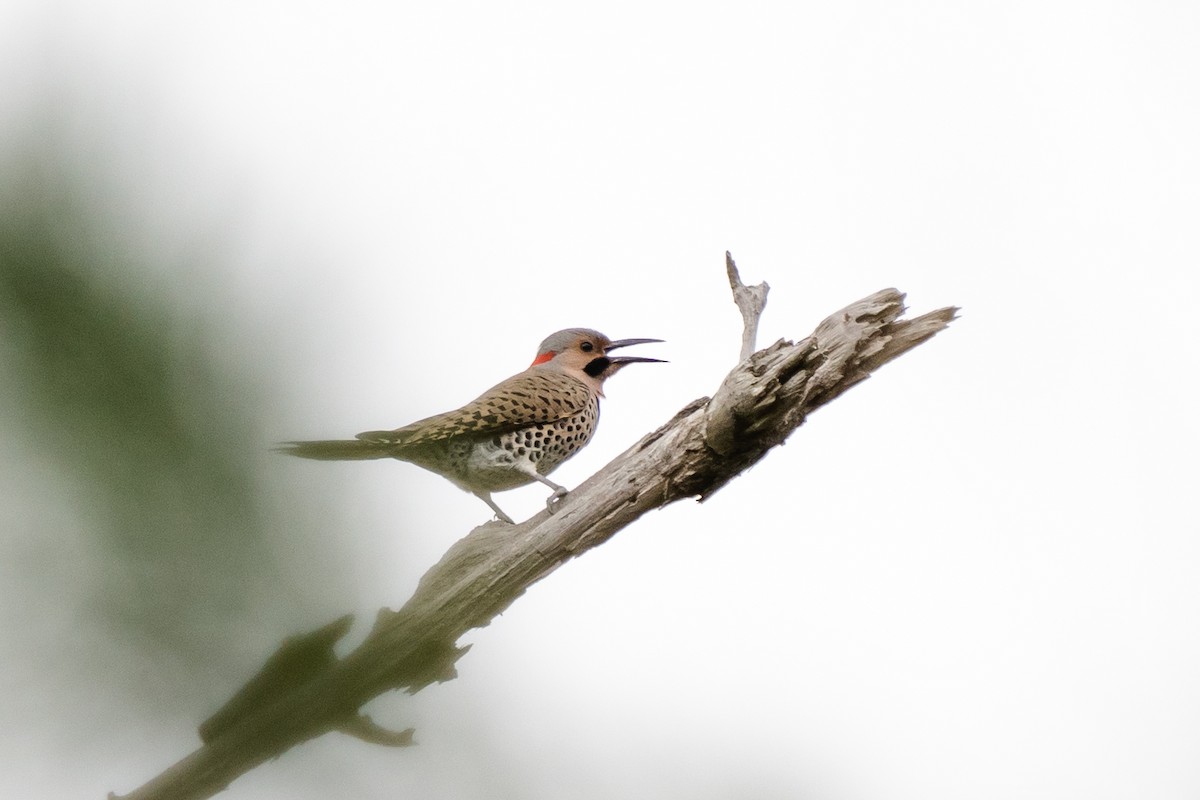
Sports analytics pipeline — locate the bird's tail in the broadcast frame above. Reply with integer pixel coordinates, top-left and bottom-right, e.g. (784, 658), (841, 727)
(276, 439), (394, 460)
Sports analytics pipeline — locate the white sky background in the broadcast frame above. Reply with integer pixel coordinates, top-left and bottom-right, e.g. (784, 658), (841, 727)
(2, 1), (1199, 798)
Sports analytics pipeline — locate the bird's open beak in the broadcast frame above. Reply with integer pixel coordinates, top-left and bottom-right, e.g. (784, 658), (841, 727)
(606, 337), (664, 351)
(605, 337), (666, 365)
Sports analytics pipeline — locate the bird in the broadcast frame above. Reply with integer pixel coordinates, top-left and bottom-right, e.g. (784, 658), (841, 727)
(279, 328), (664, 524)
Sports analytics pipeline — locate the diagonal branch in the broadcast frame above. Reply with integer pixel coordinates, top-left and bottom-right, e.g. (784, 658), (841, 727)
(112, 282), (958, 800)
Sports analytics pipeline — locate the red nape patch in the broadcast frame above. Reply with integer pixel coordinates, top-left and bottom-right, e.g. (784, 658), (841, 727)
(530, 351), (556, 367)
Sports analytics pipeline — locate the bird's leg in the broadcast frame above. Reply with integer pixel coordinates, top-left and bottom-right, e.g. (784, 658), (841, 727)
(473, 491), (515, 525)
(509, 462), (570, 514)
(530, 474), (570, 514)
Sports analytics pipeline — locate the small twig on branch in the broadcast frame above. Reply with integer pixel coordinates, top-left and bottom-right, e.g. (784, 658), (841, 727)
(112, 271), (958, 800)
(336, 715), (415, 747)
(725, 251), (769, 361)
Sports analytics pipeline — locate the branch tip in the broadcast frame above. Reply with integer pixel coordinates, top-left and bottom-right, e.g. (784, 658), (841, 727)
(337, 715), (416, 747)
(724, 251), (769, 362)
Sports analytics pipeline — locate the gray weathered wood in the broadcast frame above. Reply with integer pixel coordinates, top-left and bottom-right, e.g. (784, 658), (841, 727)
(112, 286), (957, 800)
(725, 251), (769, 362)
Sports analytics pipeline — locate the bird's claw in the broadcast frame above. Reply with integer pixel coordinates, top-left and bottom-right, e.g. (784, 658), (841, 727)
(545, 487), (569, 514)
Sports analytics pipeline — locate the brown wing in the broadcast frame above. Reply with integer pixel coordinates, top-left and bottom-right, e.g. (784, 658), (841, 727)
(355, 371), (594, 447)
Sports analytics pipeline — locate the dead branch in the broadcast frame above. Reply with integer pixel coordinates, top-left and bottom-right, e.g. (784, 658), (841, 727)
(112, 270), (957, 800)
(725, 251), (769, 361)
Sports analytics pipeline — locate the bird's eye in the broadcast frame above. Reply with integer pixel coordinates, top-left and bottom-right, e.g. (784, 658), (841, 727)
(580, 341), (594, 352)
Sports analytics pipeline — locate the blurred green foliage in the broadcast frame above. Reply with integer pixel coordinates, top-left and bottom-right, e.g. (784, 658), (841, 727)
(0, 136), (279, 661)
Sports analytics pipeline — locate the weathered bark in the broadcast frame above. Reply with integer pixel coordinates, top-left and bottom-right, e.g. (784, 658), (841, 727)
(112, 283), (957, 800)
(725, 251), (769, 362)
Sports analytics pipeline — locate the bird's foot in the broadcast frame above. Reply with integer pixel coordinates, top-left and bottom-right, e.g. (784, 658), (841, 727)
(475, 492), (516, 524)
(545, 486), (569, 515)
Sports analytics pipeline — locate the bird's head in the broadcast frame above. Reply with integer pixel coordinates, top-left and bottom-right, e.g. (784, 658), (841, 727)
(530, 328), (664, 393)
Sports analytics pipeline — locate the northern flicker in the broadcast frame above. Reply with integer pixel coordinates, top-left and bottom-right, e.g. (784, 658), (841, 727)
(280, 328), (663, 523)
